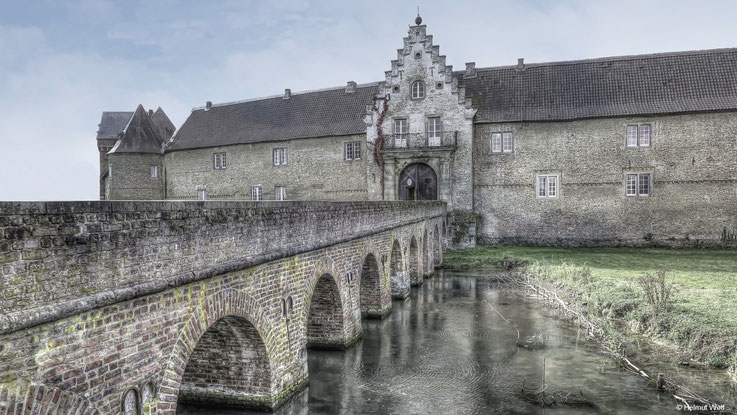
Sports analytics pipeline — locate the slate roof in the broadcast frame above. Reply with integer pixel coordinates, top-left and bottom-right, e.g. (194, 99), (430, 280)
(109, 105), (166, 154)
(151, 107), (176, 140)
(97, 112), (134, 139)
(168, 84), (379, 151)
(457, 48), (737, 123)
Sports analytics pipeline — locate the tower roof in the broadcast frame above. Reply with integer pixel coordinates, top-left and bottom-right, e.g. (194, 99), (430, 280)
(109, 105), (166, 154)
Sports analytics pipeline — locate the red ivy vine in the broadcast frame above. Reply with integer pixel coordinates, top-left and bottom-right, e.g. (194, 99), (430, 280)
(372, 94), (390, 199)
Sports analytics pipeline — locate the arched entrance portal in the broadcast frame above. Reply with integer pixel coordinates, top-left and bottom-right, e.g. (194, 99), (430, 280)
(399, 163), (437, 200)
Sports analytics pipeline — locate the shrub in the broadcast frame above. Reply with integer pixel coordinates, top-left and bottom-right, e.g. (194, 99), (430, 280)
(638, 269), (676, 316)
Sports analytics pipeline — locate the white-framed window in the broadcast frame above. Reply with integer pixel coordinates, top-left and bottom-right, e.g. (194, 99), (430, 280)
(502, 132), (514, 153)
(213, 152), (227, 170)
(491, 132), (502, 153)
(197, 189), (207, 201)
(626, 124), (652, 147)
(537, 175), (559, 198)
(394, 119), (408, 147)
(251, 186), (262, 201)
(625, 173), (651, 197)
(150, 165), (158, 178)
(427, 117), (441, 146)
(273, 148), (288, 166)
(411, 81), (425, 99)
(344, 142), (362, 160)
(275, 186), (286, 201)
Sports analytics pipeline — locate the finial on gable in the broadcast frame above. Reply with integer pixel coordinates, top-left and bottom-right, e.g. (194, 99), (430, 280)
(415, 6), (422, 25)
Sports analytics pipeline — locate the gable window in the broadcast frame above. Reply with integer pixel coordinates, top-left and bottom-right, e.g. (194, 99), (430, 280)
(625, 173), (651, 197)
(275, 186), (286, 201)
(150, 166), (158, 178)
(273, 148), (288, 166)
(213, 152), (227, 170)
(626, 124), (652, 147)
(411, 81), (425, 99)
(344, 142), (362, 160)
(394, 119), (408, 147)
(537, 175), (558, 198)
(197, 189), (207, 201)
(251, 186), (262, 201)
(427, 117), (441, 146)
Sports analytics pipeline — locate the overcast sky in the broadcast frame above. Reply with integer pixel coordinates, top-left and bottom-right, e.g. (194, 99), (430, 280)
(1, 0), (735, 200)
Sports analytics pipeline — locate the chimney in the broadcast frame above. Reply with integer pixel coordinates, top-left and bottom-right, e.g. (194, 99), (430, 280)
(148, 109), (153, 117)
(205, 101), (212, 111)
(517, 58), (525, 71)
(465, 62), (476, 78)
(283, 88), (291, 100)
(345, 81), (357, 94)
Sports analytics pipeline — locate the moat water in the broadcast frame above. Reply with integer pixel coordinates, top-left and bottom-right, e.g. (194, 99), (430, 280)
(179, 270), (736, 414)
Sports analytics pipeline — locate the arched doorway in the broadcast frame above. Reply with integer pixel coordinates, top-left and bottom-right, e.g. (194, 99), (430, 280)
(399, 163), (437, 200)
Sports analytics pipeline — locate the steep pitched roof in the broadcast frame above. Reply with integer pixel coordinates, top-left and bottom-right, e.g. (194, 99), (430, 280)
(97, 112), (134, 139)
(109, 105), (166, 154)
(168, 83), (378, 151)
(150, 107), (176, 141)
(457, 48), (737, 123)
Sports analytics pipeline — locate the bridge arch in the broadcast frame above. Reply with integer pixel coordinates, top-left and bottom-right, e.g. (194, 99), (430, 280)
(390, 239), (409, 299)
(433, 224), (442, 267)
(360, 252), (389, 318)
(160, 289), (278, 413)
(303, 256), (361, 349)
(409, 235), (421, 286)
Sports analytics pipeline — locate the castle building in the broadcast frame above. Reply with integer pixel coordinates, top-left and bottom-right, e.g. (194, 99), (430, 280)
(98, 15), (737, 248)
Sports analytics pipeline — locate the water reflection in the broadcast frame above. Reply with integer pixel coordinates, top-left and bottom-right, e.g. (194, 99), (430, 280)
(179, 271), (736, 414)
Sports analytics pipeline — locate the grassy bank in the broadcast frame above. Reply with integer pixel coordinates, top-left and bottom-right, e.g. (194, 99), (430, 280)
(445, 246), (737, 377)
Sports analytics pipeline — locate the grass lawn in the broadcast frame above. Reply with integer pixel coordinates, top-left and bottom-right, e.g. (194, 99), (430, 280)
(445, 246), (737, 369)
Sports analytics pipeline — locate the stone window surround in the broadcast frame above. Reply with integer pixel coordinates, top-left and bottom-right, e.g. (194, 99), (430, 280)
(273, 147), (288, 166)
(251, 185), (262, 201)
(536, 173), (560, 199)
(490, 131), (515, 153)
(625, 172), (652, 197)
(426, 115), (442, 146)
(625, 123), (652, 148)
(275, 185), (287, 201)
(394, 118), (408, 147)
(150, 165), (158, 178)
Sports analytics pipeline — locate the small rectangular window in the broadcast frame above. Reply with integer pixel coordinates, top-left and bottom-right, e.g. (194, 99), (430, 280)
(344, 142), (362, 160)
(251, 186), (262, 201)
(638, 124), (651, 147)
(213, 152), (226, 170)
(197, 189), (207, 201)
(626, 125), (638, 147)
(491, 133), (502, 153)
(427, 117), (441, 146)
(273, 148), (288, 166)
(502, 132), (514, 153)
(626, 173), (651, 197)
(394, 119), (407, 147)
(537, 175), (559, 198)
(150, 166), (158, 178)
(275, 186), (286, 201)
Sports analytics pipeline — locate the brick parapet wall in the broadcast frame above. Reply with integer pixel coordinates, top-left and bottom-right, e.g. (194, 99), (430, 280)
(0, 201), (445, 334)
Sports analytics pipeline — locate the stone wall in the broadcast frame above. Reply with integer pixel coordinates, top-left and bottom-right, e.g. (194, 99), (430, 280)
(107, 153), (165, 200)
(0, 202), (445, 414)
(473, 112), (737, 247)
(164, 134), (368, 201)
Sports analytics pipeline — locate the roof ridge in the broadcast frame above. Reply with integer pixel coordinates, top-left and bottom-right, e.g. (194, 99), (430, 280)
(192, 82), (381, 111)
(467, 47), (737, 73)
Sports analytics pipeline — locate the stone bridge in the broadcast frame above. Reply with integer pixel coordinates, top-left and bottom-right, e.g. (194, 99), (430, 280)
(0, 201), (446, 414)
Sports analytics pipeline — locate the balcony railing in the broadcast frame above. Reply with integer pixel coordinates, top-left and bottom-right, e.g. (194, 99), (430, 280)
(381, 131), (457, 150)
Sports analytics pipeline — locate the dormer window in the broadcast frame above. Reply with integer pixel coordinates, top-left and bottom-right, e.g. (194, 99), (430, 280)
(411, 81), (425, 99)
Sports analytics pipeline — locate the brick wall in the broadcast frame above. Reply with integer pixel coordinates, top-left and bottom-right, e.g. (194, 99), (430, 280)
(0, 201), (446, 414)
(473, 112), (737, 247)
